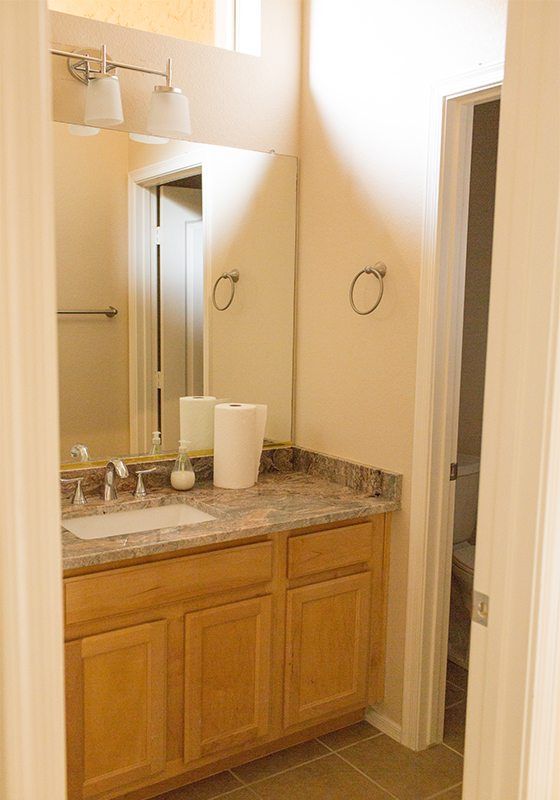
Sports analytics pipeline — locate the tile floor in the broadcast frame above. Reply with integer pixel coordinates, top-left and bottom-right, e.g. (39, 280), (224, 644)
(155, 663), (467, 800)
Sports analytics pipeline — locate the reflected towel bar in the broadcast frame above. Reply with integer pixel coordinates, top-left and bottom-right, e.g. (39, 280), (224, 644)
(57, 306), (118, 318)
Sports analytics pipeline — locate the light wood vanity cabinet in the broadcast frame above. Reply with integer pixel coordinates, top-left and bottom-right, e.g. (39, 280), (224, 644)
(184, 595), (273, 762)
(284, 573), (372, 728)
(63, 514), (391, 800)
(65, 621), (167, 799)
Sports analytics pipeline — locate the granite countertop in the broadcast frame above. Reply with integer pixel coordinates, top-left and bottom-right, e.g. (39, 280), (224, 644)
(62, 471), (400, 572)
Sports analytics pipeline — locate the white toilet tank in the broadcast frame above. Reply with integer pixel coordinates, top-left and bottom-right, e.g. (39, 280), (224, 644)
(453, 454), (480, 544)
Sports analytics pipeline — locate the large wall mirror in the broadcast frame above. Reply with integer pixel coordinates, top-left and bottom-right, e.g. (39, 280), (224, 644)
(53, 121), (297, 464)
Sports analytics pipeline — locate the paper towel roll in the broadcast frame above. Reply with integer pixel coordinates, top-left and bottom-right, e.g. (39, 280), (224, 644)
(179, 396), (218, 452)
(213, 403), (265, 489)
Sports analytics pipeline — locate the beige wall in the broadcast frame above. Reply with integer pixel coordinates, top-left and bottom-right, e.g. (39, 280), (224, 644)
(295, 0), (507, 724)
(48, 0), (216, 45)
(206, 146), (297, 442)
(458, 100), (500, 459)
(55, 123), (130, 460)
(49, 0), (301, 155)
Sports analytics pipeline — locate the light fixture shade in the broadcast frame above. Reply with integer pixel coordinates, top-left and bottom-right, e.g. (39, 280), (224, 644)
(147, 86), (191, 138)
(129, 132), (170, 145)
(68, 124), (100, 137)
(84, 75), (123, 127)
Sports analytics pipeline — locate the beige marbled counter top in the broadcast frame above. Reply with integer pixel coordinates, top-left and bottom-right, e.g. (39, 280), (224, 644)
(62, 471), (400, 573)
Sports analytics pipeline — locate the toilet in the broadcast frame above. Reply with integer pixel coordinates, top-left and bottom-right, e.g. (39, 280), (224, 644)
(449, 453), (480, 668)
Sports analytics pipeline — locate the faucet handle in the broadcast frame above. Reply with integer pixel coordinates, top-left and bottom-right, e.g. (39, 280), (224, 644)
(61, 476), (87, 506)
(133, 467), (157, 499)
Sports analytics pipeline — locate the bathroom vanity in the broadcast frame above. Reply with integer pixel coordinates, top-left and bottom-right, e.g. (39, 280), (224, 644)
(61, 469), (397, 800)
(53, 109), (400, 800)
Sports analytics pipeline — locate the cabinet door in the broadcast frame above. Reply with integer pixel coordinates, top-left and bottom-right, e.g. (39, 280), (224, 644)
(184, 596), (272, 763)
(65, 620), (166, 799)
(285, 573), (371, 728)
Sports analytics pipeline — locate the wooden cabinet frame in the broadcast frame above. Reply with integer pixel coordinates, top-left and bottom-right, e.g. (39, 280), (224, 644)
(64, 514), (391, 800)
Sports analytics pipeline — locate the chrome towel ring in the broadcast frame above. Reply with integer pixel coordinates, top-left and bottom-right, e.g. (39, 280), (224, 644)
(212, 270), (240, 311)
(349, 262), (387, 315)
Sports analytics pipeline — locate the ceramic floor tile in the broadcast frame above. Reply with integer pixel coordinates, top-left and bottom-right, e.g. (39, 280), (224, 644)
(249, 753), (393, 800)
(341, 735), (464, 800)
(318, 721), (381, 750)
(216, 791), (259, 800)
(443, 702), (466, 755)
(446, 662), (468, 691)
(231, 739), (329, 784)
(445, 682), (465, 708)
(154, 771), (243, 800)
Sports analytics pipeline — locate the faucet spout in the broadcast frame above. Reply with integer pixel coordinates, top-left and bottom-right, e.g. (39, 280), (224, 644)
(104, 458), (129, 501)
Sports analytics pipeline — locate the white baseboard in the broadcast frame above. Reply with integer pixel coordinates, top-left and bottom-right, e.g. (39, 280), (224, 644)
(365, 706), (402, 743)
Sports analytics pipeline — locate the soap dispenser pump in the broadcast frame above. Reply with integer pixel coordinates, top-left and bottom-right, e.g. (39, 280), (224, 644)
(171, 440), (196, 491)
(150, 431), (162, 455)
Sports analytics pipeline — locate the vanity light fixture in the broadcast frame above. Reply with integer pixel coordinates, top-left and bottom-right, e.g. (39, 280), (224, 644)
(85, 74), (123, 126)
(148, 86), (192, 138)
(50, 44), (191, 137)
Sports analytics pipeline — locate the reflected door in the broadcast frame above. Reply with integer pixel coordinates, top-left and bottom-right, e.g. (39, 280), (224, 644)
(158, 185), (204, 448)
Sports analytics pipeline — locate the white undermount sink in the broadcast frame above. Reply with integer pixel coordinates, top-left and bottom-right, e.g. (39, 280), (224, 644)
(63, 503), (215, 540)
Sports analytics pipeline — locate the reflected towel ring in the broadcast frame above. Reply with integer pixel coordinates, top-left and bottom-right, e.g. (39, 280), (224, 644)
(212, 270), (240, 311)
(349, 262), (387, 315)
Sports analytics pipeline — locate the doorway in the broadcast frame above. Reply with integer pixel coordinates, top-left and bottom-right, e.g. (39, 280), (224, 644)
(443, 98), (500, 756)
(402, 65), (503, 755)
(157, 176), (205, 447)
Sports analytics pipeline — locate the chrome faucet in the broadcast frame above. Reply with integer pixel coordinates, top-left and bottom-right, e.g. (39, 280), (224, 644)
(104, 458), (129, 501)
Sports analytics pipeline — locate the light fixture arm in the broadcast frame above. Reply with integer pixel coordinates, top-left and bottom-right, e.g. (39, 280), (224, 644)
(50, 45), (173, 87)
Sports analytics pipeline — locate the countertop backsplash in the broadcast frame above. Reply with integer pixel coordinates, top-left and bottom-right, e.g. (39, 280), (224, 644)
(60, 446), (401, 506)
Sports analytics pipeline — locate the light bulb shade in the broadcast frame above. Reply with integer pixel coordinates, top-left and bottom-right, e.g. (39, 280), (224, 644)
(68, 124), (100, 137)
(129, 132), (170, 145)
(84, 75), (123, 127)
(148, 86), (191, 138)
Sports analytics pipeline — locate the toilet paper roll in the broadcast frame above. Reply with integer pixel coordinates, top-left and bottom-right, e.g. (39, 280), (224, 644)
(214, 403), (259, 489)
(179, 396), (218, 452)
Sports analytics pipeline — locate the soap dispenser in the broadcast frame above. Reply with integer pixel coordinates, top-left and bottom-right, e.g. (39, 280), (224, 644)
(150, 431), (162, 455)
(171, 440), (196, 491)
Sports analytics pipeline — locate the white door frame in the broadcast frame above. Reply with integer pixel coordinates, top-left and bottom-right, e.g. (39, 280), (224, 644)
(128, 152), (208, 453)
(0, 2), (67, 799)
(402, 63), (503, 753)
(464, 2), (560, 796)
(404, 2), (560, 797)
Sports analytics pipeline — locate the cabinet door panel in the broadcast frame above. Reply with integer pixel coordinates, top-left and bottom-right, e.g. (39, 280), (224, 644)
(285, 573), (371, 728)
(66, 620), (166, 799)
(184, 596), (272, 763)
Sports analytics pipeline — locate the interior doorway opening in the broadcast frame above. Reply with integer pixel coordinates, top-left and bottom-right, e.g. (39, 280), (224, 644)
(402, 65), (503, 759)
(156, 174), (205, 447)
(444, 98), (500, 756)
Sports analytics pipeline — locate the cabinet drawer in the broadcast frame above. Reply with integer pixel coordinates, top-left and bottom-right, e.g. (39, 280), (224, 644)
(288, 523), (373, 579)
(65, 541), (273, 625)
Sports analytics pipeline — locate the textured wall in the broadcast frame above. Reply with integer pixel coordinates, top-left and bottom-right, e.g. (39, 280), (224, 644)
(48, 0), (216, 44)
(49, 1), (301, 155)
(295, 0), (507, 725)
(458, 100), (500, 459)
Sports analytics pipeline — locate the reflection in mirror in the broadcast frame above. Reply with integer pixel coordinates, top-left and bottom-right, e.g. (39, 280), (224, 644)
(54, 122), (297, 463)
(47, 0), (262, 55)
